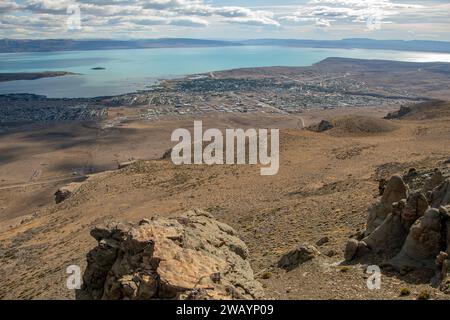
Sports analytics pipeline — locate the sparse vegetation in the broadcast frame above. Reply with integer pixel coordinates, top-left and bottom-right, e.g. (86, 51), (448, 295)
(400, 288), (411, 296)
(1, 60), (450, 300)
(417, 289), (431, 300)
(339, 266), (352, 273)
(261, 272), (272, 280)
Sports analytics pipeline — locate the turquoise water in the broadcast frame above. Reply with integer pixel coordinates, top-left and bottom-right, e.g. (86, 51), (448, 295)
(1, 46), (450, 98)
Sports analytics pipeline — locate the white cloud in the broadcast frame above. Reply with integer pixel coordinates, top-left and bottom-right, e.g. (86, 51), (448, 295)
(25, 0), (74, 14)
(0, 0), (448, 39)
(281, 0), (425, 28)
(315, 18), (331, 28)
(169, 16), (208, 27)
(0, 0), (22, 12)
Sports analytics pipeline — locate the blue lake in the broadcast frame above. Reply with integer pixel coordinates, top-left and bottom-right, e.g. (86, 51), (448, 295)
(1, 46), (450, 98)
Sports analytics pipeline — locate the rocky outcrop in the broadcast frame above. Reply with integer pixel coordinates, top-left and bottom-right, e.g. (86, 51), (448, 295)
(430, 180), (450, 208)
(385, 105), (412, 119)
(316, 236), (329, 246)
(308, 120), (333, 133)
(365, 175), (408, 235)
(117, 161), (137, 170)
(344, 239), (368, 261)
(54, 182), (82, 204)
(278, 244), (320, 271)
(344, 168), (450, 293)
(78, 209), (264, 300)
(388, 208), (442, 270)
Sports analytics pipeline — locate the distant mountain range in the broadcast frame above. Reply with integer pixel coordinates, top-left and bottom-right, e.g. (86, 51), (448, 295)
(1, 38), (450, 53)
(240, 38), (450, 53)
(0, 38), (240, 53)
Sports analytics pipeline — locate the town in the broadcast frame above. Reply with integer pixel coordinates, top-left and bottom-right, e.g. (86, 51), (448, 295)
(0, 61), (435, 127)
(107, 71), (424, 121)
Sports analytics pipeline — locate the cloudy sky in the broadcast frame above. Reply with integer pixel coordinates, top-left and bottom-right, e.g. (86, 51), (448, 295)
(1, 0), (449, 40)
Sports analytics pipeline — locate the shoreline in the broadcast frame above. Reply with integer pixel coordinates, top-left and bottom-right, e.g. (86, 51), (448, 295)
(2, 56), (450, 100)
(0, 71), (78, 83)
(0, 57), (449, 127)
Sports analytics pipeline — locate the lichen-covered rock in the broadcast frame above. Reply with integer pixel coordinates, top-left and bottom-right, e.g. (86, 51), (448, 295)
(78, 209), (264, 300)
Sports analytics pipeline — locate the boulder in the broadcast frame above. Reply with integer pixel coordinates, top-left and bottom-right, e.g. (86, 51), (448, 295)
(437, 207), (450, 292)
(443, 207), (450, 255)
(278, 244), (320, 271)
(317, 120), (333, 132)
(378, 178), (387, 196)
(316, 236), (329, 246)
(423, 170), (444, 192)
(350, 194), (428, 260)
(308, 120), (333, 133)
(118, 161), (137, 170)
(385, 105), (412, 119)
(344, 239), (359, 261)
(430, 179), (450, 208)
(78, 209), (264, 300)
(344, 239), (369, 261)
(54, 182), (82, 204)
(440, 258), (450, 293)
(362, 206), (408, 256)
(400, 192), (429, 228)
(325, 249), (337, 257)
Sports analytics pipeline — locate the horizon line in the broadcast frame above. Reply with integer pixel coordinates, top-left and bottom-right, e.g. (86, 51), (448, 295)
(2, 37), (450, 43)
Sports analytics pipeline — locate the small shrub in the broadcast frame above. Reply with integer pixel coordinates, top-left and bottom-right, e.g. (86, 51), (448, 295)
(417, 289), (431, 300)
(339, 266), (351, 273)
(399, 288), (411, 296)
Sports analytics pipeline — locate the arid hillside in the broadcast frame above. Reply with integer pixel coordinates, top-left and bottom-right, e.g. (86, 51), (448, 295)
(1, 101), (450, 300)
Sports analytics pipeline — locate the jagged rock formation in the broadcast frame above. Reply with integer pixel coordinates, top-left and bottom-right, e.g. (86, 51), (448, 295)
(344, 168), (450, 292)
(365, 175), (408, 235)
(389, 208), (443, 270)
(78, 209), (264, 300)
